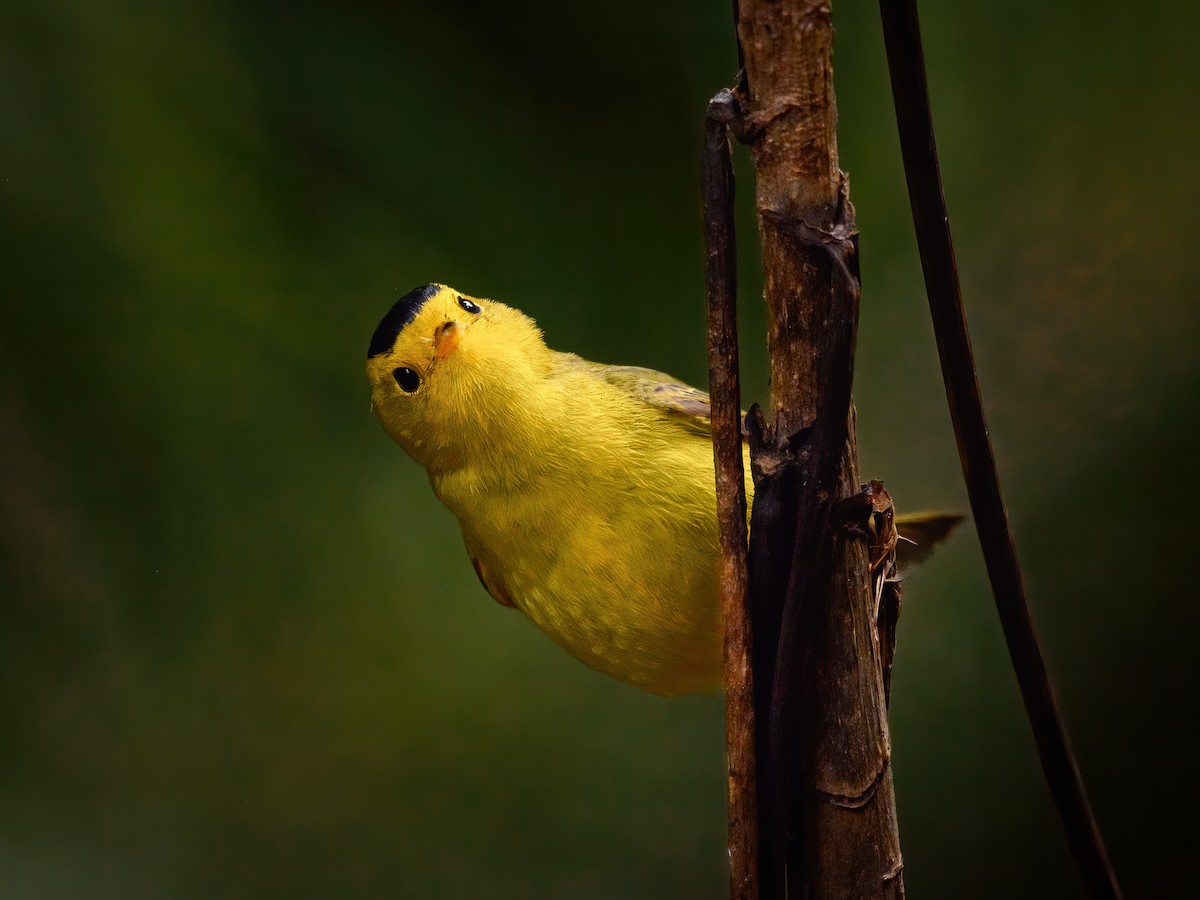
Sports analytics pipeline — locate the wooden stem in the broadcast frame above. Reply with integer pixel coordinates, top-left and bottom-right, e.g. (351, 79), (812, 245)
(732, 2), (904, 897)
(877, 2), (1123, 898)
(704, 89), (759, 900)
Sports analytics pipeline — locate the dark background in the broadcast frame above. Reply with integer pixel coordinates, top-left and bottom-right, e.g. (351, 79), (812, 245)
(2, 1), (1196, 897)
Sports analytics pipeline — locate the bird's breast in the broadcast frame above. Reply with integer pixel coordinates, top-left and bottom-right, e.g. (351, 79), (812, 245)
(429, 452), (725, 695)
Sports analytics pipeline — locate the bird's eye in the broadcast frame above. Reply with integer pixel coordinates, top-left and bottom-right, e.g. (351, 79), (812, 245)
(457, 297), (481, 315)
(392, 367), (421, 392)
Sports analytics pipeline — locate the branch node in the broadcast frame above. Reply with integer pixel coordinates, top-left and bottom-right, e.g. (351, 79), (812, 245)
(882, 859), (905, 885)
(816, 757), (891, 809)
(759, 205), (860, 299)
(707, 87), (743, 126)
(735, 95), (806, 143)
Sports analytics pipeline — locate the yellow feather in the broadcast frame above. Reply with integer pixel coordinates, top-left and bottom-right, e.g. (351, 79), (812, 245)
(366, 285), (953, 695)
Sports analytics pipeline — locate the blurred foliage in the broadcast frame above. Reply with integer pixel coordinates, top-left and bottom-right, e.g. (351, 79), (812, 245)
(2, 0), (1197, 897)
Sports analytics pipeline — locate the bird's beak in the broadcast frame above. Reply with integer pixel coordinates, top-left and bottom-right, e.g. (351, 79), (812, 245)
(433, 320), (463, 360)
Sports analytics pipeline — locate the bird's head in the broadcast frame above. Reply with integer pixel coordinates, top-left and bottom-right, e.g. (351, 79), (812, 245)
(365, 283), (549, 470)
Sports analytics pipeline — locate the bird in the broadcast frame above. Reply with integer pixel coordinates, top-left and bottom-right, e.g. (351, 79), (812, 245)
(365, 283), (956, 695)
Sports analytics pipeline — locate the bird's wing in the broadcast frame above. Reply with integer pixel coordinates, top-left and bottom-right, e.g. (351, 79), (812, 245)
(581, 360), (960, 568)
(589, 363), (715, 437)
(894, 512), (964, 571)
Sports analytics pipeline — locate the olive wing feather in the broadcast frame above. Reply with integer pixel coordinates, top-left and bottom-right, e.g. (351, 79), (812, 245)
(590, 363), (715, 437)
(581, 361), (961, 567)
(894, 512), (964, 570)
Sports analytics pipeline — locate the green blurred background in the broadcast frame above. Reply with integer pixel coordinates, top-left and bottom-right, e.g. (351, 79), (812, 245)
(2, 0), (1196, 897)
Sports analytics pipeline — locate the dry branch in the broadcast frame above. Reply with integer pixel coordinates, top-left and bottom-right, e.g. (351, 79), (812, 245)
(732, 1), (904, 897)
(704, 90), (759, 900)
(876, 2), (1123, 898)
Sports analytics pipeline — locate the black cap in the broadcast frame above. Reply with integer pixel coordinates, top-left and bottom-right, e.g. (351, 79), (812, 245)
(367, 284), (441, 358)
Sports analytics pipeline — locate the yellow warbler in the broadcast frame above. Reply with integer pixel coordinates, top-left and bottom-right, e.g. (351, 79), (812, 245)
(366, 284), (952, 695)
